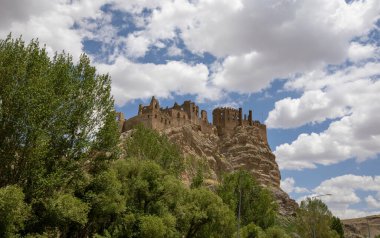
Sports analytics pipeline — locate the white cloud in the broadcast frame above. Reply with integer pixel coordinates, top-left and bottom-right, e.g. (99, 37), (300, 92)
(108, 0), (380, 94)
(125, 33), (151, 58)
(272, 60), (380, 170)
(281, 177), (310, 194)
(300, 175), (380, 219)
(365, 195), (380, 209)
(267, 59), (380, 129)
(0, 0), (108, 60)
(348, 42), (377, 62)
(2, 0), (379, 103)
(266, 90), (349, 129)
(96, 56), (221, 106)
(167, 45), (183, 57)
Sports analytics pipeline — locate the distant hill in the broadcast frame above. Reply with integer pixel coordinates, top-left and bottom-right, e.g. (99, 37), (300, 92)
(343, 215), (380, 238)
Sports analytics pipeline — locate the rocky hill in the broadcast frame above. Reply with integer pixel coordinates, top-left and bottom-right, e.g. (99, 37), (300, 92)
(119, 97), (298, 216)
(343, 215), (380, 238)
(123, 124), (298, 216)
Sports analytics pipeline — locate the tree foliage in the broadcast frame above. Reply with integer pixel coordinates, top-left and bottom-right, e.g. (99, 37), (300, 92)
(0, 185), (30, 237)
(330, 216), (344, 238)
(295, 198), (340, 238)
(0, 35), (333, 238)
(0, 35), (117, 237)
(126, 124), (184, 176)
(217, 170), (278, 229)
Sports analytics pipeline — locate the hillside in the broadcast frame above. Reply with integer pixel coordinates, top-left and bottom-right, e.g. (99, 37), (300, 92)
(118, 97), (298, 216)
(122, 124), (298, 216)
(343, 215), (380, 238)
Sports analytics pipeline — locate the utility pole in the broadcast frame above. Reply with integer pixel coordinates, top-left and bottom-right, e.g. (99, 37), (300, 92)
(366, 218), (371, 238)
(237, 174), (242, 238)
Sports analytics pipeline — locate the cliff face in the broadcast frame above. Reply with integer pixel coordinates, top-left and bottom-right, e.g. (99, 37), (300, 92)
(162, 124), (298, 216)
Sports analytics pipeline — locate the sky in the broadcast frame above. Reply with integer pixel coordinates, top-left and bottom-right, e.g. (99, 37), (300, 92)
(1, 0), (380, 219)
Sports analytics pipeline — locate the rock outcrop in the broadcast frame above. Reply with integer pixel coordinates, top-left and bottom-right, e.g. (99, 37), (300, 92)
(162, 124), (298, 216)
(118, 97), (298, 216)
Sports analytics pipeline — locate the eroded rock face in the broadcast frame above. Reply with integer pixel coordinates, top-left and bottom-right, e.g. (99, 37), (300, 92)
(162, 124), (298, 216)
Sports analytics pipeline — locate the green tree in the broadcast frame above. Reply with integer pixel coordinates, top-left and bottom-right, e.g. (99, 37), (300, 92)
(90, 159), (183, 238)
(217, 170), (278, 229)
(176, 188), (236, 238)
(330, 216), (344, 238)
(125, 124), (184, 176)
(265, 226), (291, 238)
(233, 223), (266, 238)
(295, 198), (339, 238)
(0, 185), (30, 237)
(0, 35), (118, 236)
(0, 35), (117, 190)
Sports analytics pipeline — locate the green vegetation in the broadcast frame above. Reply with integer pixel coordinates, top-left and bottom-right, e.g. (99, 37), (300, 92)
(294, 198), (342, 238)
(331, 216), (344, 238)
(0, 35), (346, 237)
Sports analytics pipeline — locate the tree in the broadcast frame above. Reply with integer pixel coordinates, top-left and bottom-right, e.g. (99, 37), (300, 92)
(217, 170), (278, 229)
(295, 198), (339, 238)
(0, 35), (118, 236)
(265, 226), (291, 238)
(233, 223), (266, 238)
(0, 185), (30, 237)
(126, 124), (184, 176)
(176, 188), (236, 238)
(330, 216), (344, 238)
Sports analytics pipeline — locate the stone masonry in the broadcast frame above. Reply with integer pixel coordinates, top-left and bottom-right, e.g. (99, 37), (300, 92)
(118, 96), (268, 143)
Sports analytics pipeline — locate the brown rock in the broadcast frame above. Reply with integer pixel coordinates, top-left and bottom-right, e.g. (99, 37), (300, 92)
(119, 97), (298, 216)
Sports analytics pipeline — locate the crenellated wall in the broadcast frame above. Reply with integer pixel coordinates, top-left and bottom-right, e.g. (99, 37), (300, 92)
(118, 96), (268, 144)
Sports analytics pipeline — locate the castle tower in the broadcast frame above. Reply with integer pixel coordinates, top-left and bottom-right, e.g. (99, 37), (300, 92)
(238, 108), (243, 126)
(150, 96), (159, 110)
(138, 104), (143, 115)
(248, 110), (253, 126)
(183, 100), (198, 123)
(201, 110), (208, 122)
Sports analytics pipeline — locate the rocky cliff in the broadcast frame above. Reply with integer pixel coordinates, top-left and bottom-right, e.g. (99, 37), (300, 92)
(161, 124), (298, 216)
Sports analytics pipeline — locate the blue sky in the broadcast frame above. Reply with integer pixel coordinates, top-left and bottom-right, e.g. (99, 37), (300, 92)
(1, 0), (380, 219)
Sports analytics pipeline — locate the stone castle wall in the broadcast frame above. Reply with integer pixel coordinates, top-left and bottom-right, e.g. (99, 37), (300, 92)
(118, 96), (267, 143)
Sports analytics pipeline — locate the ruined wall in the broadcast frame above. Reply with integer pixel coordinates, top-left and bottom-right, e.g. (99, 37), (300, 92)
(119, 97), (214, 134)
(118, 97), (267, 145)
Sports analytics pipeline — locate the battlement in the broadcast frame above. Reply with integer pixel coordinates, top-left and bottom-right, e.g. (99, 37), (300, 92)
(118, 96), (267, 143)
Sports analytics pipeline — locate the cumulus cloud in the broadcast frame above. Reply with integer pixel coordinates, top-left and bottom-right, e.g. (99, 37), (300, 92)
(96, 57), (221, 106)
(77, 0), (379, 96)
(365, 195), (380, 209)
(348, 42), (377, 62)
(302, 175), (380, 219)
(117, 0), (380, 93)
(267, 59), (380, 129)
(271, 60), (380, 170)
(281, 177), (310, 194)
(2, 0), (379, 103)
(0, 0), (108, 60)
(266, 90), (349, 129)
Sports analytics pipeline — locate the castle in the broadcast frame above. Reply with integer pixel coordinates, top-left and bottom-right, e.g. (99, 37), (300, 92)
(117, 96), (268, 143)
